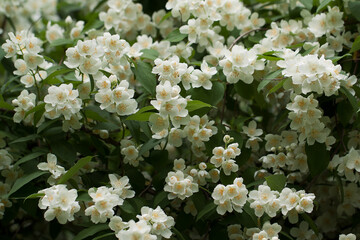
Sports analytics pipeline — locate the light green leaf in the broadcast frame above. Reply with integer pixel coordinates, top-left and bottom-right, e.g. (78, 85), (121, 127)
(186, 100), (212, 112)
(24, 193), (45, 202)
(316, 0), (332, 13)
(300, 0), (313, 10)
(159, 11), (172, 25)
(7, 171), (47, 197)
(265, 174), (286, 192)
(140, 49), (159, 61)
(126, 111), (154, 122)
(84, 109), (107, 122)
(196, 202), (216, 222)
(257, 69), (283, 92)
(165, 29), (187, 43)
(73, 224), (109, 240)
(350, 36), (360, 53)
(267, 78), (290, 96)
(49, 38), (75, 47)
(305, 142), (330, 177)
(57, 156), (93, 184)
(25, 103), (46, 119)
(14, 152), (46, 167)
(257, 54), (284, 61)
(132, 61), (157, 96)
(43, 68), (73, 85)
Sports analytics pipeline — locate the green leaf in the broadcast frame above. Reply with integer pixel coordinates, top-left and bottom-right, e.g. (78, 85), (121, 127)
(340, 86), (359, 112)
(257, 54), (284, 61)
(350, 36), (360, 53)
(316, 0), (332, 13)
(132, 61), (157, 96)
(126, 106), (155, 122)
(25, 103), (46, 119)
(165, 29), (187, 43)
(172, 227), (186, 240)
(153, 191), (169, 208)
(0, 94), (14, 110)
(139, 138), (163, 156)
(349, 2), (360, 21)
(257, 69), (283, 92)
(186, 100), (212, 112)
(337, 100), (353, 126)
(7, 171), (47, 197)
(329, 53), (352, 63)
(305, 142), (330, 177)
(188, 82), (225, 106)
(301, 213), (319, 235)
(265, 174), (286, 192)
(84, 109), (107, 122)
(267, 78), (289, 96)
(300, 0), (313, 10)
(89, 74), (95, 93)
(43, 68), (73, 85)
(49, 38), (75, 47)
(24, 193), (45, 202)
(76, 191), (92, 202)
(14, 152), (46, 167)
(196, 202), (216, 222)
(73, 224), (109, 240)
(92, 232), (115, 240)
(302, 46), (317, 56)
(140, 49), (159, 61)
(57, 156), (93, 184)
(159, 11), (172, 25)
(0, 47), (6, 61)
(126, 111), (154, 122)
(279, 231), (295, 240)
(9, 134), (38, 145)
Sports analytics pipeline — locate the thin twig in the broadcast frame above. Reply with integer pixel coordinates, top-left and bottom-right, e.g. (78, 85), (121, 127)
(228, 28), (261, 51)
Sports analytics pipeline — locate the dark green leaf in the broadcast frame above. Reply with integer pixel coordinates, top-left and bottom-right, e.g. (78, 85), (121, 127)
(92, 232), (115, 240)
(165, 29), (187, 43)
(139, 138), (163, 156)
(43, 68), (73, 85)
(188, 82), (225, 106)
(14, 152), (46, 167)
(196, 202), (216, 222)
(132, 61), (157, 96)
(349, 2), (360, 21)
(25, 103), (46, 119)
(340, 86), (359, 112)
(172, 227), (186, 240)
(265, 174), (286, 191)
(9, 134), (38, 144)
(0, 94), (14, 110)
(305, 142), (330, 177)
(301, 213), (319, 235)
(73, 224), (109, 240)
(84, 109), (107, 122)
(7, 171), (47, 197)
(57, 156), (93, 184)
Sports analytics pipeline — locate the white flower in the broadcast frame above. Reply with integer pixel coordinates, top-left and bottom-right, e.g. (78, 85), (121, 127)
(37, 153), (66, 178)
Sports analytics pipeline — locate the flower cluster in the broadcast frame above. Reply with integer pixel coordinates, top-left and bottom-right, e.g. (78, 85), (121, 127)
(44, 83), (83, 131)
(12, 90), (37, 125)
(212, 177), (248, 215)
(330, 148), (360, 183)
(286, 94), (332, 145)
(38, 184), (80, 224)
(227, 221), (282, 240)
(248, 185), (315, 222)
(210, 136), (241, 176)
(164, 170), (198, 200)
(95, 75), (138, 116)
(85, 174), (135, 223)
(120, 139), (145, 167)
(37, 153), (66, 184)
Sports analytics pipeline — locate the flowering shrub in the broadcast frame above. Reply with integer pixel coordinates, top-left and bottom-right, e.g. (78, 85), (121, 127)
(1, 0), (360, 239)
